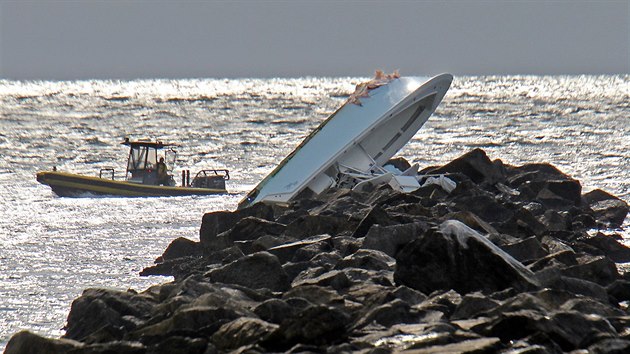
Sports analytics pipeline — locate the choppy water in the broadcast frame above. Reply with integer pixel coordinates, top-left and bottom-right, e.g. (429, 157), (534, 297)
(0, 75), (628, 349)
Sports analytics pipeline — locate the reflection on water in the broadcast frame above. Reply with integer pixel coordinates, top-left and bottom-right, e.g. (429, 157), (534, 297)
(0, 75), (628, 349)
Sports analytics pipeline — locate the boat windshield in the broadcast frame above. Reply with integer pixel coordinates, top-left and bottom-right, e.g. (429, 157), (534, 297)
(127, 146), (158, 171)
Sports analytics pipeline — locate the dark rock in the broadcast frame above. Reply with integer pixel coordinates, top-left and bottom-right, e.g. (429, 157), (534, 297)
(283, 285), (344, 308)
(442, 211), (499, 235)
(500, 206), (548, 237)
(450, 194), (514, 224)
(500, 236), (548, 263)
(309, 250), (342, 269)
(199, 203), (274, 247)
(222, 217), (286, 242)
(291, 269), (352, 291)
(417, 290), (463, 318)
(581, 232), (630, 263)
(5, 331), (85, 354)
(518, 179), (582, 210)
(560, 298), (625, 318)
(352, 205), (399, 238)
(452, 292), (500, 320)
(506, 163), (573, 186)
(548, 311), (618, 350)
(401, 337), (502, 354)
(211, 317), (278, 351)
(254, 299), (295, 324)
(147, 336), (207, 354)
(583, 189), (630, 228)
(285, 214), (354, 240)
(384, 157), (412, 172)
(267, 305), (351, 349)
(332, 236), (362, 257)
(472, 309), (593, 349)
(250, 234), (295, 253)
(361, 222), (426, 257)
(206, 252), (290, 292)
(587, 338), (630, 354)
(291, 240), (333, 263)
(606, 280), (630, 302)
(134, 306), (241, 338)
(392, 285), (427, 305)
(394, 220), (538, 295)
(424, 148), (505, 184)
(537, 271), (610, 303)
(561, 255), (620, 286)
(157, 237), (202, 262)
(539, 210), (571, 232)
(282, 261), (312, 282)
(64, 288), (155, 342)
(336, 249), (395, 272)
(266, 234), (332, 263)
(354, 298), (417, 328)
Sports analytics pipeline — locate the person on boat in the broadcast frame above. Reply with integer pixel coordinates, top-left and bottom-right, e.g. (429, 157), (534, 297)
(156, 157), (169, 185)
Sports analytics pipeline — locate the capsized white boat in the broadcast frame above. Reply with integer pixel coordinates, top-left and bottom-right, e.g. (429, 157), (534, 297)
(238, 72), (453, 209)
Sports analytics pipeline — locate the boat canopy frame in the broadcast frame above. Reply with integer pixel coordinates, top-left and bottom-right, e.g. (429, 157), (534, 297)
(122, 138), (177, 182)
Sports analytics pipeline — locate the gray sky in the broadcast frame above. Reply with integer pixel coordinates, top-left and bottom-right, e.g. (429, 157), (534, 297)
(0, 1), (628, 80)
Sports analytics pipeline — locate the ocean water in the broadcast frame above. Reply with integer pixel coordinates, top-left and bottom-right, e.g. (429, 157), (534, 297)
(0, 75), (628, 349)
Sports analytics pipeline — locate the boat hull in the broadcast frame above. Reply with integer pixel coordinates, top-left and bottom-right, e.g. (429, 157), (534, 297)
(238, 74), (453, 208)
(36, 171), (226, 197)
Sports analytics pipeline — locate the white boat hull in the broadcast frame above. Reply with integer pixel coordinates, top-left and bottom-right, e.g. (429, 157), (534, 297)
(239, 73), (453, 208)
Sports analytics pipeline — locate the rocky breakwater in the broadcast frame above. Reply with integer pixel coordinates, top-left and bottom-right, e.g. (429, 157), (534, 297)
(6, 148), (630, 353)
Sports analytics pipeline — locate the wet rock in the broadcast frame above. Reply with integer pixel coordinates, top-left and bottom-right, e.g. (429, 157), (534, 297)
(206, 252), (290, 292)
(583, 189), (630, 228)
(394, 220), (538, 295)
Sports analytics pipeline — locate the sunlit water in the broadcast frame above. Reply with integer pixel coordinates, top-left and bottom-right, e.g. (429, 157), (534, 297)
(0, 75), (628, 350)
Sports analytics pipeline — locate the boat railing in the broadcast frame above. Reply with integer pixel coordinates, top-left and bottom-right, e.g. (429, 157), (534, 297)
(99, 168), (115, 180)
(189, 169), (230, 190)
